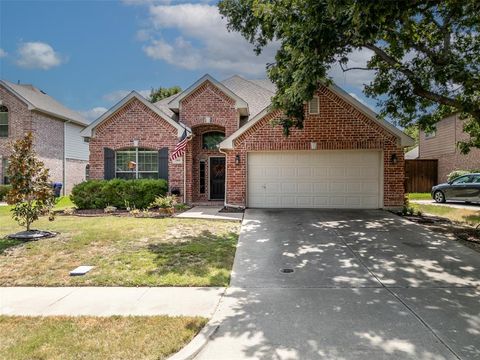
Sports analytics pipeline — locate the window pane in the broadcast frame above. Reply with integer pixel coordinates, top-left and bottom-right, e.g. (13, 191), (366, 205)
(0, 112), (7, 125)
(138, 172), (158, 179)
(203, 132), (225, 150)
(138, 150), (158, 172)
(116, 172), (135, 180)
(116, 150), (136, 172)
(199, 161), (205, 193)
(0, 125), (7, 137)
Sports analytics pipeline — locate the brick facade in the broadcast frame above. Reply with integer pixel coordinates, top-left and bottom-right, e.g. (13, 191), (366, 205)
(88, 80), (406, 209)
(88, 97), (184, 196)
(224, 86), (405, 208)
(0, 84), (88, 193)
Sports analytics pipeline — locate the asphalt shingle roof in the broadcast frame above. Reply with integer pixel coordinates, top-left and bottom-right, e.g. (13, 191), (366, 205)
(1, 80), (88, 126)
(221, 75), (275, 120)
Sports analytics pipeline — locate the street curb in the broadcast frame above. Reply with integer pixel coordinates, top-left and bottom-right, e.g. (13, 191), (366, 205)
(166, 319), (220, 360)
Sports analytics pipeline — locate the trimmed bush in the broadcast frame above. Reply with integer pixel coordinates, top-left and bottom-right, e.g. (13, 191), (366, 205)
(71, 179), (168, 210)
(447, 169), (480, 182)
(0, 185), (11, 201)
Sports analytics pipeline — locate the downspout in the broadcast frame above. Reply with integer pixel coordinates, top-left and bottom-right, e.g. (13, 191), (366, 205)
(63, 121), (70, 196)
(219, 148), (245, 209)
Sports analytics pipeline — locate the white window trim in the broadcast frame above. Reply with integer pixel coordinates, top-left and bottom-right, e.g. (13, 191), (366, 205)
(115, 148), (158, 179)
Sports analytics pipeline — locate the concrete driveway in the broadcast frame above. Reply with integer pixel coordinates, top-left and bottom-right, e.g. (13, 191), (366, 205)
(196, 209), (480, 360)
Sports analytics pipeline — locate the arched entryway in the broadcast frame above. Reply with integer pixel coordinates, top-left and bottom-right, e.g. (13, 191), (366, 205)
(191, 124), (226, 203)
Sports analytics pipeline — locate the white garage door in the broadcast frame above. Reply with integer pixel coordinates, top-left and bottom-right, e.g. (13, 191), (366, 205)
(247, 151), (382, 209)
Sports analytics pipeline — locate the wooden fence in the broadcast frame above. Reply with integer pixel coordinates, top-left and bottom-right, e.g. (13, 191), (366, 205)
(405, 159), (438, 193)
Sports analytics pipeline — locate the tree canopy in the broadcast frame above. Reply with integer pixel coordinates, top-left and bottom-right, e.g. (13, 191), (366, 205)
(218, 0), (480, 151)
(149, 86), (182, 103)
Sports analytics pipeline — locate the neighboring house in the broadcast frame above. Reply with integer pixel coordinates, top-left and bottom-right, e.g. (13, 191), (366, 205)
(405, 146), (419, 160)
(419, 113), (480, 182)
(81, 74), (413, 209)
(0, 80), (90, 194)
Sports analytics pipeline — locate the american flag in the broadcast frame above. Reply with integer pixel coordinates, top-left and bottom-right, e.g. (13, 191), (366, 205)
(170, 129), (190, 161)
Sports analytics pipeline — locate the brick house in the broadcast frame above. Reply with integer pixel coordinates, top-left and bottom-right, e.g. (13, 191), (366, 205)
(418, 113), (480, 182)
(81, 74), (413, 209)
(0, 80), (90, 194)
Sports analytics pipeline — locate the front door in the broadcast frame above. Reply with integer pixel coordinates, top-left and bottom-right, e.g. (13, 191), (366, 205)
(210, 157), (225, 200)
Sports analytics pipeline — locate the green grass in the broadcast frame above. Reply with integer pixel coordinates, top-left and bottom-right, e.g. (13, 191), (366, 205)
(0, 315), (206, 360)
(407, 192), (432, 200)
(0, 204), (240, 286)
(54, 196), (75, 210)
(412, 203), (480, 226)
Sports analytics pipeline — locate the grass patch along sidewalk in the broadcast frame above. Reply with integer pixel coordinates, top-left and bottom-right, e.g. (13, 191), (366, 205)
(0, 315), (206, 360)
(407, 192), (432, 200)
(412, 203), (480, 226)
(0, 204), (240, 286)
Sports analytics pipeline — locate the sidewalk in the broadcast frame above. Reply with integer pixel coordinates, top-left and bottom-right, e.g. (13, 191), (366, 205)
(176, 206), (244, 221)
(0, 287), (225, 317)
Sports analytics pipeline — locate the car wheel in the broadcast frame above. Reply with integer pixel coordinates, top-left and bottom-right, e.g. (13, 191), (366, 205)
(434, 191), (446, 203)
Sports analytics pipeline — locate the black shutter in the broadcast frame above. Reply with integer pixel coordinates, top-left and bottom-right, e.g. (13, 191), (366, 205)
(104, 148), (115, 180)
(158, 148), (169, 181)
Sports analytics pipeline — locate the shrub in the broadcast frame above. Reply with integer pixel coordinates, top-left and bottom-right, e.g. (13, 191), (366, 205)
(71, 179), (168, 210)
(447, 169), (480, 182)
(149, 195), (178, 209)
(0, 185), (11, 201)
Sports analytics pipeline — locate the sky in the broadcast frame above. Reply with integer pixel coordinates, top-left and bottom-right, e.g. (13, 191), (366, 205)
(0, 0), (378, 122)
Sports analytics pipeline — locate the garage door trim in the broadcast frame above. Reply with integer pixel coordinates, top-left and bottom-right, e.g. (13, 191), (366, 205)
(246, 150), (384, 209)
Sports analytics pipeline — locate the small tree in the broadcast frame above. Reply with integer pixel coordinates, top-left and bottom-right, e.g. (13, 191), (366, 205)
(6, 132), (54, 231)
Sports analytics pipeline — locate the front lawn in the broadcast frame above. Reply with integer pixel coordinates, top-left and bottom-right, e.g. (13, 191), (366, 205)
(0, 315), (206, 360)
(0, 205), (240, 286)
(407, 192), (432, 200)
(412, 203), (480, 226)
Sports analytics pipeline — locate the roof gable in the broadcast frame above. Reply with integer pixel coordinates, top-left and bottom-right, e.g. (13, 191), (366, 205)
(80, 91), (189, 138)
(220, 83), (414, 149)
(1, 80), (88, 126)
(168, 74), (249, 116)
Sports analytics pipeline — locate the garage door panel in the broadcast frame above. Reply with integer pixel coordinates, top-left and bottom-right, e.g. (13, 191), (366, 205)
(248, 151), (382, 209)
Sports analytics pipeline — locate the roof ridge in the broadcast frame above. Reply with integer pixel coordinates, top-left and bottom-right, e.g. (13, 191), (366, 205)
(244, 78), (276, 94)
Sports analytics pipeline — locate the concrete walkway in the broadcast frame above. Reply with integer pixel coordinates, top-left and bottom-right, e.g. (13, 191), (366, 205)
(196, 209), (480, 360)
(0, 287), (224, 317)
(176, 206), (244, 221)
(412, 199), (480, 211)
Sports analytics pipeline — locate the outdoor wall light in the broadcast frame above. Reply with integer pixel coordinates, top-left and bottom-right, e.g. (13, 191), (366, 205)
(391, 153), (398, 164)
(235, 154), (241, 165)
(133, 139), (139, 147)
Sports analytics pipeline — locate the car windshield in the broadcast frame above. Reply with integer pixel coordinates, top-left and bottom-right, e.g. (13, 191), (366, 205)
(452, 175), (472, 184)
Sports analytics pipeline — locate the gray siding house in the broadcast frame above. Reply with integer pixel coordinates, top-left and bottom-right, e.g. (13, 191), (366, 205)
(0, 80), (90, 194)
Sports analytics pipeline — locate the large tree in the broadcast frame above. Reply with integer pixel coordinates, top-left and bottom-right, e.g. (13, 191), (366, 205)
(218, 0), (480, 152)
(149, 86), (182, 103)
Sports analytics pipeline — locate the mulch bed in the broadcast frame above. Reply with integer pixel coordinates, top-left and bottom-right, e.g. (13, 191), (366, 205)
(400, 213), (480, 253)
(219, 206), (245, 213)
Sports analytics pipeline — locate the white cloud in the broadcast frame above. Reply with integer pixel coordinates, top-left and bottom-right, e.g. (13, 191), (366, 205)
(103, 89), (151, 103)
(348, 92), (367, 105)
(80, 107), (108, 122)
(16, 42), (64, 70)
(0, 48), (7, 58)
(329, 48), (375, 88)
(137, 3), (277, 75)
